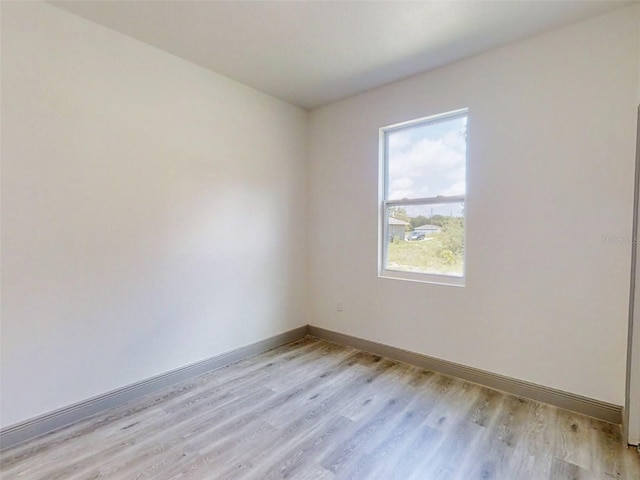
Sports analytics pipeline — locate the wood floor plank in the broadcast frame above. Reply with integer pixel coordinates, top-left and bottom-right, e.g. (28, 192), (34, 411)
(92, 347), (357, 480)
(253, 366), (432, 479)
(508, 400), (559, 479)
(148, 351), (379, 480)
(375, 422), (443, 480)
(451, 394), (513, 480)
(211, 357), (412, 479)
(1, 337), (638, 480)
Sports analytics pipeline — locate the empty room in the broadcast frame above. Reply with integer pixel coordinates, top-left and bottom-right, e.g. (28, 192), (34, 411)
(2, 0), (640, 478)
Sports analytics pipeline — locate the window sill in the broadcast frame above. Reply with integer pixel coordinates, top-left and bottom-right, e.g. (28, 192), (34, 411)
(379, 269), (465, 287)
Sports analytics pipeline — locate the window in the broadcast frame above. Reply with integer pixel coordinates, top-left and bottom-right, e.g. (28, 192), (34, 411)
(379, 109), (467, 285)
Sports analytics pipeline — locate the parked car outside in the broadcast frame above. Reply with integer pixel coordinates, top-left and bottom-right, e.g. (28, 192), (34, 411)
(407, 231), (426, 241)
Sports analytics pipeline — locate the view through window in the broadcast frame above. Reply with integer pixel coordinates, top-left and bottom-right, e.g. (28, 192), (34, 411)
(381, 110), (467, 281)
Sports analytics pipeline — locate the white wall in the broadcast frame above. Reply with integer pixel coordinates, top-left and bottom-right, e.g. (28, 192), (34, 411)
(628, 11), (640, 445)
(308, 5), (640, 405)
(0, 2), (307, 428)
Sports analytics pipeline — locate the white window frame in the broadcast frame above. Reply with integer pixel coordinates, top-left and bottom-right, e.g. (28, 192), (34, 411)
(378, 108), (468, 287)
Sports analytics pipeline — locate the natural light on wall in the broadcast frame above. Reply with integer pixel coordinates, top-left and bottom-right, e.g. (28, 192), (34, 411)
(379, 109), (467, 286)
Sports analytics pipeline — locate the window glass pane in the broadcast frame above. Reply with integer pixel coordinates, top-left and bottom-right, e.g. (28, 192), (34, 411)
(387, 114), (467, 201)
(386, 202), (464, 277)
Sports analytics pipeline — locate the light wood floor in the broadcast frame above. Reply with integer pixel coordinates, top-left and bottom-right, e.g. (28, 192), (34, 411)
(1, 337), (639, 480)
